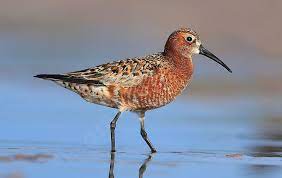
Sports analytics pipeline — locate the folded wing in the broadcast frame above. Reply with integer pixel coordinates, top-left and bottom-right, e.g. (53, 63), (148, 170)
(65, 53), (165, 87)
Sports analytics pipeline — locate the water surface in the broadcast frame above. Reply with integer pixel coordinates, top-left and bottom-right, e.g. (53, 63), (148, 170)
(0, 85), (281, 178)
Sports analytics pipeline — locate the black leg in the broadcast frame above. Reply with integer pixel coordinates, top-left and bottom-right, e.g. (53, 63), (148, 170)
(138, 112), (157, 153)
(110, 111), (122, 152)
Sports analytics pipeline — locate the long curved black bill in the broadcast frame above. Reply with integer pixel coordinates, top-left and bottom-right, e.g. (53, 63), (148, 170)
(199, 45), (232, 73)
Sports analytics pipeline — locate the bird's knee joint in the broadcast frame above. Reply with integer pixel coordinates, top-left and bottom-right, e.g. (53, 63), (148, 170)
(110, 122), (116, 129)
(141, 130), (147, 137)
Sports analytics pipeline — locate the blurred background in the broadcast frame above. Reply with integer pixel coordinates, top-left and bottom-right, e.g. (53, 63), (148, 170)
(0, 0), (281, 178)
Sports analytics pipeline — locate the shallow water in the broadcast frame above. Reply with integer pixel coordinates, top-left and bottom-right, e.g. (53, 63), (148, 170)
(0, 143), (281, 178)
(0, 84), (282, 178)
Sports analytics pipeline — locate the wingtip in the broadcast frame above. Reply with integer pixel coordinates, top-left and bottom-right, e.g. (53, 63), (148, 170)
(34, 74), (45, 79)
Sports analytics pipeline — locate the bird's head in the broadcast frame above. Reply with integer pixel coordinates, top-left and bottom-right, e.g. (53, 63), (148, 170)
(164, 28), (232, 73)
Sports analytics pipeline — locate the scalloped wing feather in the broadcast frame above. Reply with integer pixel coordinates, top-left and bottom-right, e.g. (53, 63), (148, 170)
(66, 53), (166, 87)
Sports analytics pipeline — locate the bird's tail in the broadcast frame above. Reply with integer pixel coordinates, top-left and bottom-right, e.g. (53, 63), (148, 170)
(34, 74), (66, 81)
(34, 74), (104, 85)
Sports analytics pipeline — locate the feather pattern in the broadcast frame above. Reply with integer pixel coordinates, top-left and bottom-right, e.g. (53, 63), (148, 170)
(66, 53), (166, 87)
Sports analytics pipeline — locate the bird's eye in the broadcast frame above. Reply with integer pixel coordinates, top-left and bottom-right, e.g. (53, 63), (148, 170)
(186, 36), (193, 42)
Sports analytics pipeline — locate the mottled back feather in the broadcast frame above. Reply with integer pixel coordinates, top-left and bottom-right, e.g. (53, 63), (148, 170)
(66, 53), (167, 87)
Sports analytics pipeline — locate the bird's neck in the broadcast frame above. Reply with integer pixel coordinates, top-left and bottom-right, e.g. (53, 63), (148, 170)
(164, 48), (194, 77)
(163, 49), (194, 99)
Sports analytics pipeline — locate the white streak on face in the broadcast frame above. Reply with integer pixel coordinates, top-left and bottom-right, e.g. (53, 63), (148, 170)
(193, 40), (201, 54)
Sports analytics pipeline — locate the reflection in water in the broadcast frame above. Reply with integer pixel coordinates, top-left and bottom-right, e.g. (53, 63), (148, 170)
(250, 116), (282, 158)
(109, 152), (154, 178)
(248, 116), (282, 176)
(109, 153), (115, 178)
(138, 154), (153, 178)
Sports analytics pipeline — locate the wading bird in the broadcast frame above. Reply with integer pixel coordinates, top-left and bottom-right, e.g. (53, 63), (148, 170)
(35, 28), (232, 153)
